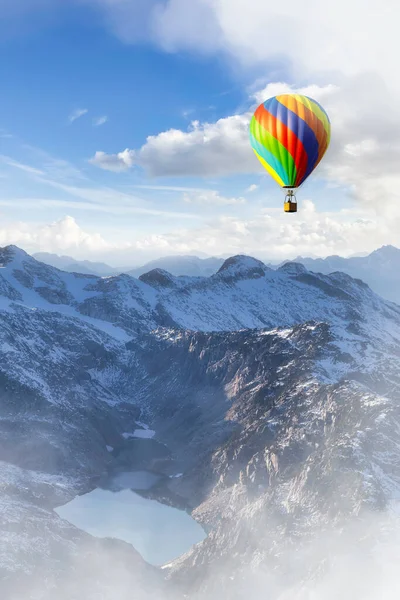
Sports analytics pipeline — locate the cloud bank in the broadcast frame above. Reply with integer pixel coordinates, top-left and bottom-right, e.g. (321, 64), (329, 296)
(1, 202), (398, 264)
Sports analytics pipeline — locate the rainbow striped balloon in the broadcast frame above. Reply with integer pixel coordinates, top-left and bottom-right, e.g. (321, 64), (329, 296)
(249, 94), (331, 189)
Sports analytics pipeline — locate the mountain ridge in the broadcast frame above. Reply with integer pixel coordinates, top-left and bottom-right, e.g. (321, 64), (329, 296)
(32, 245), (400, 304)
(286, 244), (400, 303)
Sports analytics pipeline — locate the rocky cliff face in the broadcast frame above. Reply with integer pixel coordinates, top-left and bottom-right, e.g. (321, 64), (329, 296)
(1, 245), (400, 599)
(126, 323), (400, 598)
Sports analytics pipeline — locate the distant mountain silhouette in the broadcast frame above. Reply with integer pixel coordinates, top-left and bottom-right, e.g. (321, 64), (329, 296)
(282, 245), (400, 303)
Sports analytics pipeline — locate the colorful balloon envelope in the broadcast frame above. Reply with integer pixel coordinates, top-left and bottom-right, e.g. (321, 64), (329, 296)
(249, 94), (331, 212)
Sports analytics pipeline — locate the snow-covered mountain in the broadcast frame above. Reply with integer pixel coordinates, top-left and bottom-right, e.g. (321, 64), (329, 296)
(1, 245), (400, 599)
(34, 244), (400, 303)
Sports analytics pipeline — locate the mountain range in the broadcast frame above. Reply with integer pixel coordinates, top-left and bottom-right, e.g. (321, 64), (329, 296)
(33, 252), (226, 279)
(34, 245), (400, 304)
(33, 252), (121, 276)
(288, 244), (400, 303)
(1, 245), (400, 599)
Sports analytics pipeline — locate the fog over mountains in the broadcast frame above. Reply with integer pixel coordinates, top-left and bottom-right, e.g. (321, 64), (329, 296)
(2, 244), (400, 599)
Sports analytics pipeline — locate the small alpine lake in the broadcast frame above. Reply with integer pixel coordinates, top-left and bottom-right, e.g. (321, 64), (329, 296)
(55, 469), (206, 566)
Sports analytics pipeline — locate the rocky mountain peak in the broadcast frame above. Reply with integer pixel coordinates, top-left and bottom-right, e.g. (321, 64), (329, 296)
(139, 268), (176, 289)
(277, 261), (308, 276)
(216, 254), (270, 281)
(0, 244), (31, 266)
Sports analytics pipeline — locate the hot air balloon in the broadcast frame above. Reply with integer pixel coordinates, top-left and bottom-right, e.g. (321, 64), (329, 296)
(249, 94), (331, 212)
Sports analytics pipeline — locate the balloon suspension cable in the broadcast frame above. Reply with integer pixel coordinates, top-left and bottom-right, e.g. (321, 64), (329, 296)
(284, 189), (297, 203)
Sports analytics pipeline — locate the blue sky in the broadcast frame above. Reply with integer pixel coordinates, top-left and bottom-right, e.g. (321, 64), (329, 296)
(1, 0), (399, 265)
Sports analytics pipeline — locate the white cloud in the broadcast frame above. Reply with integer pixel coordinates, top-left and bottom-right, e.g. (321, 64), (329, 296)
(93, 115), (108, 127)
(0, 215), (113, 254)
(0, 157), (45, 176)
(247, 184), (259, 193)
(89, 149), (136, 172)
(140, 116), (254, 177)
(1, 152), (87, 185)
(344, 139), (379, 157)
(81, 1), (400, 90)
(251, 82), (339, 106)
(183, 190), (246, 206)
(68, 108), (88, 123)
(89, 82), (337, 180)
(91, 114), (255, 177)
(0, 151), (198, 220)
(128, 200), (400, 261)
(2, 202), (398, 264)
(18, 145), (89, 181)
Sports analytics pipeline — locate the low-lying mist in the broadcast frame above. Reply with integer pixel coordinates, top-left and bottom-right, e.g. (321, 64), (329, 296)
(4, 501), (400, 600)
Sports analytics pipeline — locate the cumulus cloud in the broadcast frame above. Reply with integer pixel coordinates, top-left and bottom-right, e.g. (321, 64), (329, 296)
(246, 184), (259, 193)
(91, 114), (255, 177)
(3, 201), (398, 263)
(133, 200), (392, 261)
(139, 116), (255, 177)
(183, 190), (246, 206)
(209, 0), (400, 87)
(251, 82), (339, 106)
(69, 108), (88, 123)
(0, 215), (113, 254)
(89, 149), (136, 172)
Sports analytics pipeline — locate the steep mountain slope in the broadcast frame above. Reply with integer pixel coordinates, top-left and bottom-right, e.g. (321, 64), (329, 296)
(1, 245), (400, 598)
(140, 327), (400, 598)
(141, 256), (385, 333)
(0, 245), (162, 337)
(0, 300), (157, 597)
(6, 246), (398, 343)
